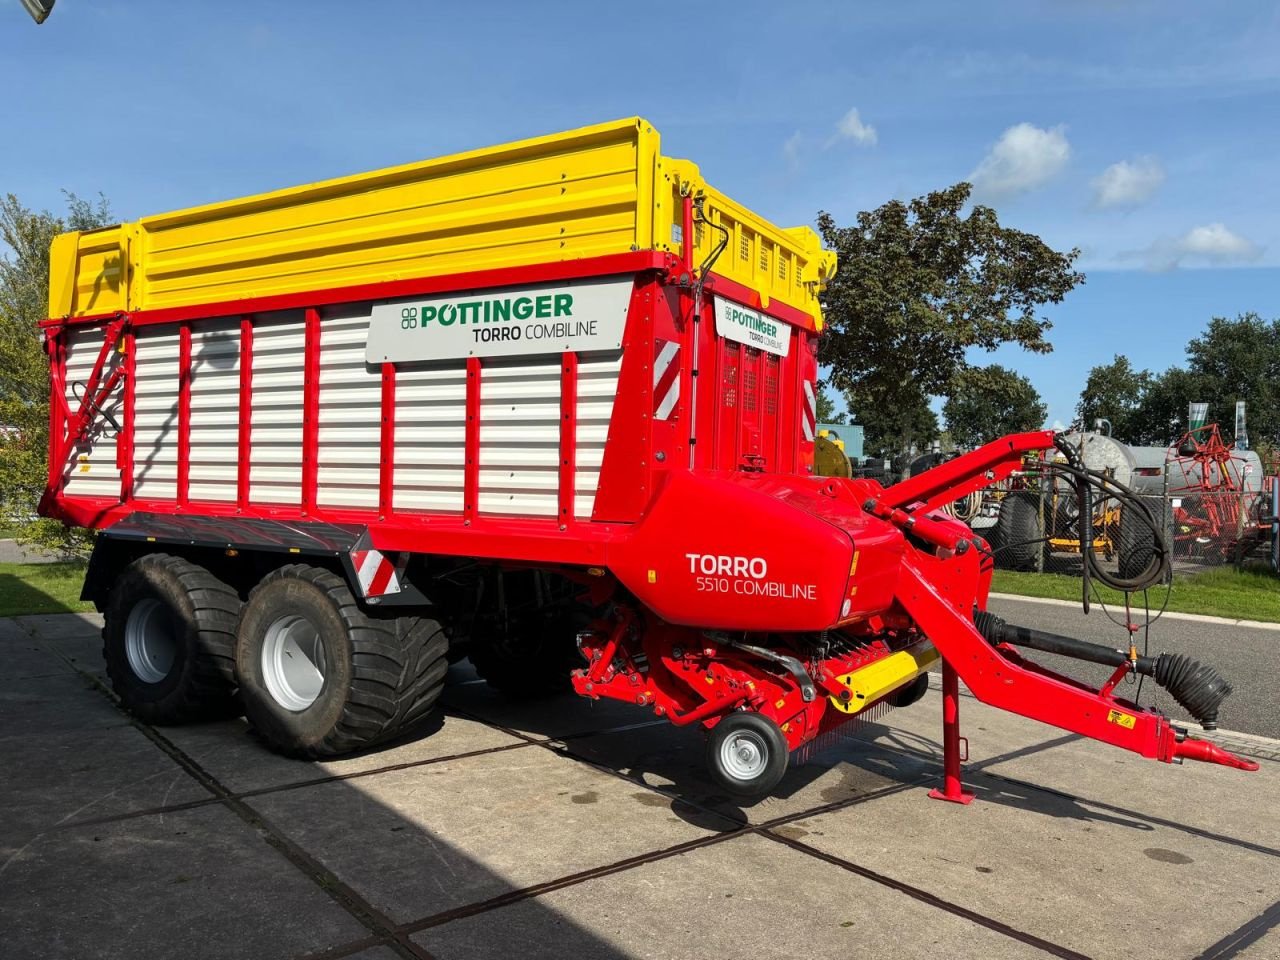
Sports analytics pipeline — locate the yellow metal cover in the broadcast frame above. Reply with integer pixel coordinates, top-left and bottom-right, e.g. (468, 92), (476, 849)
(829, 641), (940, 715)
(48, 118), (835, 324)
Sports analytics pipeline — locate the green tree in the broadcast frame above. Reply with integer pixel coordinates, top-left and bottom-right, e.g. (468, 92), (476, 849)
(1123, 314), (1280, 446)
(817, 182), (1083, 425)
(847, 383), (939, 459)
(815, 385), (842, 424)
(942, 364), (1047, 448)
(1128, 367), (1204, 445)
(0, 192), (114, 555)
(1076, 354), (1153, 441)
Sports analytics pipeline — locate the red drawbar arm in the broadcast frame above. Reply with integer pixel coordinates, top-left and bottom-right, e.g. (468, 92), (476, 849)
(879, 430), (1056, 514)
(896, 554), (1256, 770)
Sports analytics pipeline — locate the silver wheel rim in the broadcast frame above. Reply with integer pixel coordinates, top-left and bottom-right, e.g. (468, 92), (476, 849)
(124, 598), (177, 684)
(261, 614), (326, 712)
(720, 729), (768, 782)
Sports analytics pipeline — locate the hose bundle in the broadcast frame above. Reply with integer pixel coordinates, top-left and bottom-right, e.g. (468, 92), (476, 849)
(1049, 434), (1171, 609)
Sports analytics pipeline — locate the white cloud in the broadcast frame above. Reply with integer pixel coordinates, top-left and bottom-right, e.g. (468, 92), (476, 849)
(1092, 156), (1165, 208)
(782, 130), (804, 171)
(1137, 223), (1262, 271)
(969, 123), (1070, 200)
(829, 108), (878, 147)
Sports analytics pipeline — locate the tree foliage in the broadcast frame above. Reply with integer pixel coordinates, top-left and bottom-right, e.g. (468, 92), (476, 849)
(817, 182), (1083, 431)
(815, 386), (842, 424)
(942, 364), (1047, 448)
(0, 192), (113, 555)
(850, 383), (939, 459)
(1076, 355), (1153, 441)
(1078, 315), (1280, 446)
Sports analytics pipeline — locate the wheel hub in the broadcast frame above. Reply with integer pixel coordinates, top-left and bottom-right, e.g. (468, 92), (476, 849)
(124, 598), (177, 684)
(720, 731), (767, 781)
(261, 614), (327, 712)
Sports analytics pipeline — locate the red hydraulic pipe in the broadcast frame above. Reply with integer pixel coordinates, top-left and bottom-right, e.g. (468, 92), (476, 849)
(668, 692), (747, 727)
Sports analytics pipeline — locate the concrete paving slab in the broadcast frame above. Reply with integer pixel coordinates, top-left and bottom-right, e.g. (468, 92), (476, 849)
(872, 688), (1280, 851)
(0, 675), (209, 848)
(36, 628), (107, 679)
(555, 711), (937, 826)
(0, 617), (74, 679)
(787, 758), (1280, 960)
(1238, 921), (1280, 959)
(14, 611), (103, 641)
(342, 947), (401, 960)
(0, 804), (366, 960)
(415, 832), (1046, 960)
(247, 744), (722, 924)
(441, 666), (650, 739)
(0, 672), (128, 738)
(162, 710), (527, 795)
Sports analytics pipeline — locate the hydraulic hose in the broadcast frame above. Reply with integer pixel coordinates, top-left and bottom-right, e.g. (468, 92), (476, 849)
(974, 611), (1233, 729)
(1049, 434), (1171, 600)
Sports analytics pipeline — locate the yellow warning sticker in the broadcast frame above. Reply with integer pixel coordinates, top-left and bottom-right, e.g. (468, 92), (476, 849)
(1106, 709), (1137, 729)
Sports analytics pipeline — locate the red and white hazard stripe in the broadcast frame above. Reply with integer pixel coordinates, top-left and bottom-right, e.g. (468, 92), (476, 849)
(653, 339), (680, 421)
(801, 378), (817, 442)
(350, 548), (404, 598)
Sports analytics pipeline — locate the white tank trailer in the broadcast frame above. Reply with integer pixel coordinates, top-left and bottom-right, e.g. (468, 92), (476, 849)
(1061, 432), (1263, 495)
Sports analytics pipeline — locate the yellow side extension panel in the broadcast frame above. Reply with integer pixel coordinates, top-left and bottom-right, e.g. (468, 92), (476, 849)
(48, 118), (835, 325)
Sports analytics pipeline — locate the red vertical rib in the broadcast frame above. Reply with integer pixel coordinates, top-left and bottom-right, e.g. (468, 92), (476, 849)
(379, 361), (396, 518)
(464, 356), (481, 522)
(237, 317), (254, 510)
(177, 324), (191, 507)
(558, 351), (578, 525)
(45, 330), (66, 493)
(301, 308), (321, 516)
(118, 326), (137, 503)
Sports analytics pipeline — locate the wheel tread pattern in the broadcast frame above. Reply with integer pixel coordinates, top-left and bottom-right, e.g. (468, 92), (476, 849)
(103, 553), (241, 723)
(247, 564), (449, 757)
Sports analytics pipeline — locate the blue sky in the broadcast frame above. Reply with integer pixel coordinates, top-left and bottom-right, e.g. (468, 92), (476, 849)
(2, 1), (1276, 428)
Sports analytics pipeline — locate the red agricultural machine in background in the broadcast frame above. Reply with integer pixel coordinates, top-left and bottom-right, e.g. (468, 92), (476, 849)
(38, 119), (1257, 801)
(1166, 424), (1269, 563)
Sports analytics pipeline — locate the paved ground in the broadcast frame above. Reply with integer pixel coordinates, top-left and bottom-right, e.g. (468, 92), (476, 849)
(988, 595), (1280, 740)
(2, 612), (1278, 960)
(0, 539), (60, 564)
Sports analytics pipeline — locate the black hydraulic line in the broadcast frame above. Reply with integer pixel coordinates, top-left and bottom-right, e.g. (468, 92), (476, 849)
(974, 611), (1233, 730)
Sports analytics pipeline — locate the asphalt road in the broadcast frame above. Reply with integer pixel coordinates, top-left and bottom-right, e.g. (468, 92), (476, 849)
(988, 594), (1280, 740)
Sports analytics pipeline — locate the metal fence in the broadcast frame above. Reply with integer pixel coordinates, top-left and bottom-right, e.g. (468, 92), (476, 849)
(970, 477), (1271, 578)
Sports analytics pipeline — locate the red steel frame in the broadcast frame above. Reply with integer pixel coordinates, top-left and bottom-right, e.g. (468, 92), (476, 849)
(378, 362), (395, 520)
(177, 323), (192, 508)
(236, 317), (254, 511)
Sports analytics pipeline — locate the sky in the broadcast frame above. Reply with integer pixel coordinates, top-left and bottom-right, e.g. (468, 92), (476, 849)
(2, 1), (1277, 428)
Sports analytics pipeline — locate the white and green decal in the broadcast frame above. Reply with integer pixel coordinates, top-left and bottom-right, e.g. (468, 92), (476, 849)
(365, 276), (632, 363)
(713, 296), (790, 357)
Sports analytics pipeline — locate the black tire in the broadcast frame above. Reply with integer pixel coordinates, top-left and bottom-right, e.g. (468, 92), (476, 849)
(990, 492), (1045, 571)
(467, 605), (587, 699)
(102, 553), (240, 724)
(235, 564), (448, 758)
(1118, 499), (1173, 580)
(888, 672), (930, 709)
(705, 712), (789, 799)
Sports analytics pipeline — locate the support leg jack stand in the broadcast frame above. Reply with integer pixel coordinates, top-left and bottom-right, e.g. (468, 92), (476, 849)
(929, 660), (975, 805)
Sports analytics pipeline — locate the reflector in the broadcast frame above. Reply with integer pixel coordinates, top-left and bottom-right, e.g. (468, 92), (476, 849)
(20, 0), (55, 23)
